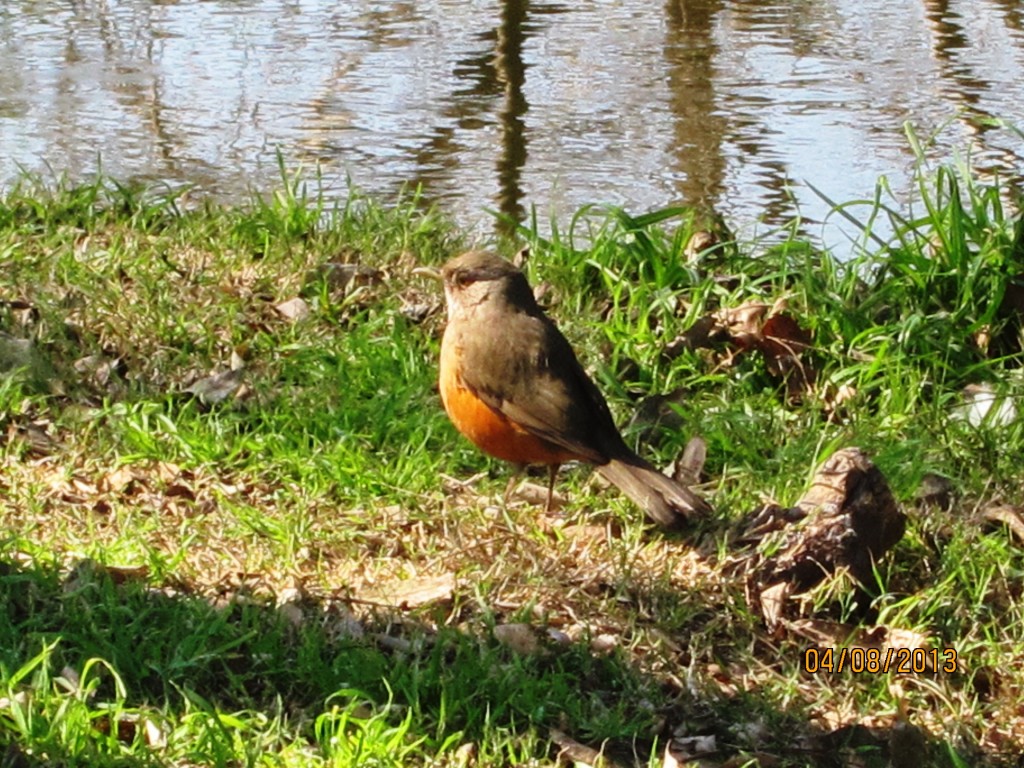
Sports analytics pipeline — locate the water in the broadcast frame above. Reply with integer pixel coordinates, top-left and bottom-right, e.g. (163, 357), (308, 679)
(1, 0), (1022, 251)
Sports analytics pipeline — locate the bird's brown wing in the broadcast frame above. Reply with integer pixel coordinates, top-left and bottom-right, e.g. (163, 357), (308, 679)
(455, 306), (623, 465)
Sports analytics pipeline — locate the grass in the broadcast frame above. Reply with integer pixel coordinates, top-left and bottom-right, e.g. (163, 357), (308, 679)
(1, 153), (1023, 766)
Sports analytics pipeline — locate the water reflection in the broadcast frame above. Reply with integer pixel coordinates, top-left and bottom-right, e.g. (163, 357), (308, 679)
(664, 0), (727, 217)
(0, 0), (1022, 250)
(494, 0), (529, 231)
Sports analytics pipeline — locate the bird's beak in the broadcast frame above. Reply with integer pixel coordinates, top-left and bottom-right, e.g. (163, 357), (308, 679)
(412, 266), (442, 282)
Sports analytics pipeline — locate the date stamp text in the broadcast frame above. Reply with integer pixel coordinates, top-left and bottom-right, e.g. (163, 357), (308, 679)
(802, 647), (957, 674)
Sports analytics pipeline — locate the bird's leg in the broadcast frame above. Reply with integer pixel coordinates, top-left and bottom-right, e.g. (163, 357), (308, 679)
(545, 463), (560, 513)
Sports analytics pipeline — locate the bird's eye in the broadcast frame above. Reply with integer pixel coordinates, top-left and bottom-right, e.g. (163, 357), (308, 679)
(454, 270), (474, 287)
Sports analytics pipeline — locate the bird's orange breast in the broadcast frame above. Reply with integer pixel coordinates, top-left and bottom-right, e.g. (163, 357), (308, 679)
(439, 341), (576, 466)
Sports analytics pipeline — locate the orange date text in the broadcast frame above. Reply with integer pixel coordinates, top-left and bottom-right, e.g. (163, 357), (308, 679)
(802, 647), (957, 674)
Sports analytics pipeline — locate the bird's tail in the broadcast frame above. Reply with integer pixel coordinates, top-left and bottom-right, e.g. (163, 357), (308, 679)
(597, 453), (711, 528)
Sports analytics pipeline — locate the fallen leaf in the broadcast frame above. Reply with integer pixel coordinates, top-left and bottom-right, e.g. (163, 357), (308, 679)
(716, 302), (770, 349)
(749, 448), (905, 626)
(274, 297), (310, 321)
(662, 315), (720, 358)
(100, 466), (140, 495)
(493, 623), (540, 655)
(184, 368), (244, 405)
(914, 473), (953, 510)
(550, 728), (613, 768)
(590, 633), (618, 654)
(365, 572), (455, 609)
(306, 262), (384, 295)
(684, 230), (720, 264)
(74, 354), (123, 388)
(758, 582), (791, 630)
(982, 505), (1024, 542)
(507, 480), (565, 510)
(666, 735), (717, 762)
(760, 312), (812, 372)
(671, 437), (707, 485)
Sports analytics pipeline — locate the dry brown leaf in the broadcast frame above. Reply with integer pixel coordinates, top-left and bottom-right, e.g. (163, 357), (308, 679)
(454, 741), (477, 767)
(164, 483), (196, 501)
(507, 480), (565, 510)
(365, 572), (455, 609)
(493, 623), (540, 655)
(717, 302), (770, 348)
(154, 461), (183, 482)
(5, 420), (56, 456)
(758, 582), (791, 629)
(684, 230), (720, 264)
(143, 716), (167, 749)
(184, 368), (244, 405)
(274, 297), (310, 321)
(671, 436), (707, 485)
(982, 505), (1024, 542)
(761, 312), (810, 358)
(589, 633), (619, 654)
(666, 735), (717, 763)
(662, 315), (719, 358)
(784, 618), (857, 647)
(306, 262), (384, 295)
(74, 354), (123, 389)
(100, 466), (140, 495)
(550, 728), (614, 768)
(748, 448), (905, 627)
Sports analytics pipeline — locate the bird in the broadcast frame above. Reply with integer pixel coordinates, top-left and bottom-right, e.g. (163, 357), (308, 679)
(420, 249), (711, 528)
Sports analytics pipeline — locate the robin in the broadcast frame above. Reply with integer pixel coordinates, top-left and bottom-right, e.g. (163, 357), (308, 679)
(420, 250), (711, 528)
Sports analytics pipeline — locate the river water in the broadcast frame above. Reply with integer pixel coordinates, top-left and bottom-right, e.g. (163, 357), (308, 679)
(1, 0), (1022, 250)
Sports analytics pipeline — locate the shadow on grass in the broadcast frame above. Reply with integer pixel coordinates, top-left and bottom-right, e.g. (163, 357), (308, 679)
(0, 552), (992, 768)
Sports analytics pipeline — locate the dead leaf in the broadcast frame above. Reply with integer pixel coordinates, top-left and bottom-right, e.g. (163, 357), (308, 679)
(671, 437), (707, 485)
(590, 633), (618, 654)
(550, 728), (613, 768)
(154, 461), (182, 482)
(915, 473), (953, 510)
(716, 302), (770, 349)
(662, 315), (720, 358)
(184, 368), (244, 405)
(164, 483), (196, 501)
(758, 582), (791, 630)
(5, 420), (56, 456)
(981, 505), (1024, 542)
(274, 297), (310, 321)
(684, 230), (720, 264)
(507, 480), (565, 510)
(512, 246), (530, 269)
(365, 572), (455, 609)
(74, 354), (123, 389)
(100, 466), (140, 495)
(747, 448), (905, 627)
(760, 313), (812, 371)
(821, 382), (857, 421)
(493, 623), (540, 655)
(666, 735), (717, 762)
